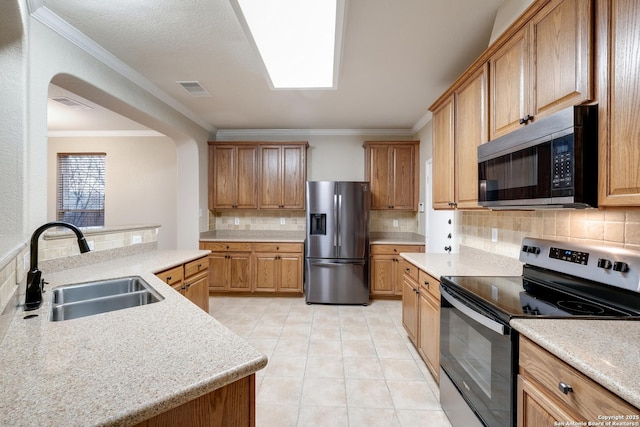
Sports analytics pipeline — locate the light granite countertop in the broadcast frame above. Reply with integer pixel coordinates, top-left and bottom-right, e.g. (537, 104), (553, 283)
(0, 250), (268, 426)
(369, 232), (426, 245)
(199, 230), (305, 242)
(399, 245), (524, 278)
(511, 319), (640, 409)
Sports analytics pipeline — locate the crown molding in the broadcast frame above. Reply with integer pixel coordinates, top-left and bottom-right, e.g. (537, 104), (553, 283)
(28, 2), (216, 134)
(215, 128), (416, 139)
(48, 130), (165, 138)
(411, 110), (432, 135)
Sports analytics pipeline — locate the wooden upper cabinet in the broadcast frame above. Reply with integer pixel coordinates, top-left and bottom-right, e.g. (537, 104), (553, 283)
(489, 0), (593, 140)
(456, 65), (488, 209)
(259, 143), (307, 209)
(209, 143), (257, 209)
(432, 97), (455, 210)
(364, 141), (419, 211)
(432, 65), (487, 210)
(489, 27), (531, 140)
(209, 141), (307, 210)
(597, 0), (640, 206)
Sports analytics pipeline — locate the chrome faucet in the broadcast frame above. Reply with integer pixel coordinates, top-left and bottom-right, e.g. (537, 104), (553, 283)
(25, 221), (91, 311)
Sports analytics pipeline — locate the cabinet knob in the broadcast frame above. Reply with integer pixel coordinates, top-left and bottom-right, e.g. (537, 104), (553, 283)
(447, 233), (452, 239)
(558, 382), (573, 395)
(166, 276), (172, 282)
(405, 268), (410, 273)
(444, 246), (452, 253)
(519, 114), (533, 125)
(424, 281), (429, 287)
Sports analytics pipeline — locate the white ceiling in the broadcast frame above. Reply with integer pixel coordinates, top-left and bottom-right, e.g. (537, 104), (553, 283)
(41, 0), (504, 134)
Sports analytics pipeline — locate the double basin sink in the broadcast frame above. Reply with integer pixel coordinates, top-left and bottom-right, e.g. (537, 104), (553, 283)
(50, 276), (164, 321)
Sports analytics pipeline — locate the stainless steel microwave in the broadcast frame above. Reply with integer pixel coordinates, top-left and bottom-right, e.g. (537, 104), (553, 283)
(478, 105), (598, 209)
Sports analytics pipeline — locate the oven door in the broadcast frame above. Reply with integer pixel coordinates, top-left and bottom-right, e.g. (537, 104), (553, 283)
(440, 284), (516, 427)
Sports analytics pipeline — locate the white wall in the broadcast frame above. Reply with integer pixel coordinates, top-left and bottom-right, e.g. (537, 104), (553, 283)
(489, 0), (536, 45)
(0, 0), (214, 259)
(47, 136), (177, 249)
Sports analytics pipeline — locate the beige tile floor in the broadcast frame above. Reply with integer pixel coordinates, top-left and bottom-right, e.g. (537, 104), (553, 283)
(210, 296), (453, 427)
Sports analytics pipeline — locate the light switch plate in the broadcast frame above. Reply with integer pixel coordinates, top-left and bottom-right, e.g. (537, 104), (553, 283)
(393, 219), (399, 228)
(234, 217), (240, 225)
(280, 217), (286, 225)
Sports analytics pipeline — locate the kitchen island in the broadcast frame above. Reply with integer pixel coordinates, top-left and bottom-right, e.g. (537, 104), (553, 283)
(0, 250), (267, 426)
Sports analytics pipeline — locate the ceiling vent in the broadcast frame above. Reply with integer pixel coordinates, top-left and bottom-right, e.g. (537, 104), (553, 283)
(50, 96), (94, 110)
(177, 81), (211, 97)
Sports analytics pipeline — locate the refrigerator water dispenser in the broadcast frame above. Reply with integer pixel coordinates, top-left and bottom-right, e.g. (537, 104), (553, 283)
(309, 213), (326, 235)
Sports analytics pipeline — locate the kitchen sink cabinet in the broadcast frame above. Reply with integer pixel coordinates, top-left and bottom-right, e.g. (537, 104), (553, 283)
(364, 141), (419, 211)
(134, 374), (256, 427)
(596, 0), (640, 206)
(432, 65), (488, 210)
(517, 336), (639, 426)
(401, 261), (441, 383)
(258, 143), (307, 210)
(155, 256), (209, 312)
(489, 0), (593, 140)
(370, 244), (424, 297)
(253, 243), (303, 292)
(209, 143), (258, 209)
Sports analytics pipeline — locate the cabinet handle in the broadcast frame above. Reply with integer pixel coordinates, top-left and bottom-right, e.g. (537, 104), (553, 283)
(519, 114), (533, 125)
(424, 281), (429, 287)
(405, 267), (410, 273)
(558, 382), (573, 394)
(166, 276), (172, 282)
(444, 246), (452, 253)
(447, 233), (452, 239)
(226, 245), (229, 250)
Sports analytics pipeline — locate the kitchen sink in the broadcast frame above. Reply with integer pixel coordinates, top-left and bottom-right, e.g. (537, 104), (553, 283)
(50, 276), (163, 321)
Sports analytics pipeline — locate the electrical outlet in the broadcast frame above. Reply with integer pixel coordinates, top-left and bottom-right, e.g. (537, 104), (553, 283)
(234, 217), (240, 225)
(132, 235), (142, 244)
(393, 219), (399, 228)
(280, 217), (286, 225)
(491, 228), (498, 243)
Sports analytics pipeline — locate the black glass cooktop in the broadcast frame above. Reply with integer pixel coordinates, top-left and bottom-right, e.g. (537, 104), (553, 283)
(440, 271), (640, 321)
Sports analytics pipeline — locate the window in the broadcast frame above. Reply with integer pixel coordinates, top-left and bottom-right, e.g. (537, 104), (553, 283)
(57, 153), (106, 227)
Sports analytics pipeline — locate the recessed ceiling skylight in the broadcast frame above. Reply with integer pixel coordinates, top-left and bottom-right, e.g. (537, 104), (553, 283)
(233, 0), (344, 89)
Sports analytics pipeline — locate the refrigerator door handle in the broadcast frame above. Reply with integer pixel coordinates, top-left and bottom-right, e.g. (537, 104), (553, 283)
(337, 194), (342, 251)
(333, 194), (338, 255)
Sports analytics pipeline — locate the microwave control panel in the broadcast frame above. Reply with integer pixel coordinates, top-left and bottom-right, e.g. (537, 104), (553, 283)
(552, 135), (574, 189)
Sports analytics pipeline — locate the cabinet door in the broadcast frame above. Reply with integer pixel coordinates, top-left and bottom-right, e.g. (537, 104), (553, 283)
(254, 254), (278, 292)
(210, 146), (236, 209)
(401, 276), (419, 345)
(432, 96), (455, 209)
(490, 26), (531, 140)
(418, 291), (440, 382)
(367, 145), (392, 209)
(391, 145), (416, 210)
(455, 65), (488, 209)
(236, 145), (258, 209)
(207, 253), (228, 291)
(259, 145), (281, 209)
(370, 256), (396, 295)
(279, 253), (303, 292)
(517, 375), (580, 427)
(281, 146), (305, 209)
(531, 0), (592, 118)
(228, 253), (252, 291)
(598, 0), (640, 205)
(184, 271), (209, 312)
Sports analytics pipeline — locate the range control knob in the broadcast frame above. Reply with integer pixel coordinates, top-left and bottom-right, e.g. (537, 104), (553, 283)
(522, 245), (529, 253)
(527, 246), (541, 255)
(597, 258), (613, 270)
(613, 261), (630, 273)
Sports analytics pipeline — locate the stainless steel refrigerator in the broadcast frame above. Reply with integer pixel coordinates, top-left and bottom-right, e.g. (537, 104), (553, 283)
(305, 181), (370, 305)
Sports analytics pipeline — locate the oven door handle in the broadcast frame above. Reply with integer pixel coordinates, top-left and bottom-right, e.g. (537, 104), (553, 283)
(441, 287), (506, 335)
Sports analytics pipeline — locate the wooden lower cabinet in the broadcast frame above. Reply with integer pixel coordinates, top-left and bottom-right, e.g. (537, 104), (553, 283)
(156, 256), (209, 312)
(401, 260), (441, 383)
(200, 241), (303, 294)
(134, 374), (256, 427)
(518, 336), (639, 426)
(370, 244), (424, 297)
(253, 243), (303, 292)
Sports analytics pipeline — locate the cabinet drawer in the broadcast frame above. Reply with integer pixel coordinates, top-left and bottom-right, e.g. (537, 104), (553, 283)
(254, 242), (303, 253)
(371, 244), (424, 255)
(519, 337), (638, 420)
(419, 270), (440, 300)
(200, 242), (253, 252)
(156, 265), (184, 286)
(185, 257), (208, 278)
(401, 261), (419, 282)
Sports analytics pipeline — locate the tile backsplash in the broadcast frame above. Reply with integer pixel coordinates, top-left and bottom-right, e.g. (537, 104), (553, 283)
(459, 208), (640, 258)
